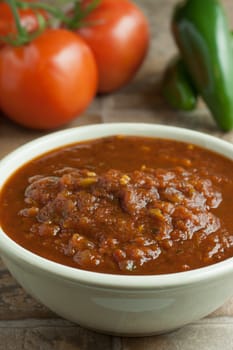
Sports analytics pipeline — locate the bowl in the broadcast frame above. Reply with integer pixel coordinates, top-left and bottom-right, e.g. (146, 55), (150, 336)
(0, 123), (233, 336)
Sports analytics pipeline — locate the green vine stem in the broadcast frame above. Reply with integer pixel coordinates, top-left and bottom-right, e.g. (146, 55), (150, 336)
(5, 0), (30, 45)
(68, 0), (101, 29)
(1, 0), (101, 46)
(16, 0), (101, 29)
(1, 0), (47, 46)
(16, 0), (71, 26)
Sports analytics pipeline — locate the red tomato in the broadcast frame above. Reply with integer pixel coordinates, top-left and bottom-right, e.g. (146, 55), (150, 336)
(0, 1), (47, 47)
(0, 29), (98, 129)
(76, 0), (150, 93)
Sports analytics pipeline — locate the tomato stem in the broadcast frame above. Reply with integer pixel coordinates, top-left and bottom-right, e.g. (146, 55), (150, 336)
(2, 0), (102, 46)
(6, 0), (29, 44)
(68, 0), (101, 29)
(3, 0), (47, 46)
(16, 0), (71, 26)
(16, 0), (101, 30)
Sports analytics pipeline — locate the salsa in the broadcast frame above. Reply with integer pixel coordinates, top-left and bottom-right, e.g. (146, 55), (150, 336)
(0, 135), (233, 275)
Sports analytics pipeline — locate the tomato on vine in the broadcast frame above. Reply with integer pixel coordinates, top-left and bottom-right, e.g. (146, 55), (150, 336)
(0, 28), (98, 129)
(0, 0), (149, 130)
(0, 0), (98, 129)
(69, 0), (150, 93)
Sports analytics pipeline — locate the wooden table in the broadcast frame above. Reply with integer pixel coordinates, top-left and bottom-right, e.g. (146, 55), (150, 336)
(1, 1), (233, 348)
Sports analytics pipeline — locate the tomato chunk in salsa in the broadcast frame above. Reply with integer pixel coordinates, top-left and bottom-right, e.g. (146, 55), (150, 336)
(0, 136), (233, 275)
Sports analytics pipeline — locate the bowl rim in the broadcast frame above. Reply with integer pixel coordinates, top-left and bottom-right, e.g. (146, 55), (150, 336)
(0, 122), (233, 290)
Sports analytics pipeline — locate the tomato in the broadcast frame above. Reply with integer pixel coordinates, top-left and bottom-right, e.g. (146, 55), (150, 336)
(0, 1), (47, 47)
(0, 29), (98, 129)
(75, 0), (150, 93)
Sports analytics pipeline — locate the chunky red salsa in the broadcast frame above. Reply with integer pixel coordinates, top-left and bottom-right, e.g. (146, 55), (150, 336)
(0, 135), (233, 275)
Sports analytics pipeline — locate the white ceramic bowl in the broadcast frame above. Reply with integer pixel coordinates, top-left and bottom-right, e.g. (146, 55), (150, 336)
(0, 123), (233, 336)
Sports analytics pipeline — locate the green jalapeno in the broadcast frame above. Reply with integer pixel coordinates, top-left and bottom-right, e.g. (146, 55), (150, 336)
(162, 56), (197, 111)
(172, 0), (233, 131)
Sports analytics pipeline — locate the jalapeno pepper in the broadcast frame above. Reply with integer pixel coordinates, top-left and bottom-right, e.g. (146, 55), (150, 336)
(162, 56), (197, 111)
(163, 32), (233, 112)
(172, 0), (233, 131)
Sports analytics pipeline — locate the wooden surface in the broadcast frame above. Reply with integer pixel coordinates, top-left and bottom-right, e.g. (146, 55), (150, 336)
(0, 0), (233, 348)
